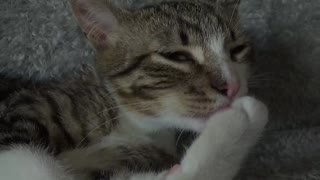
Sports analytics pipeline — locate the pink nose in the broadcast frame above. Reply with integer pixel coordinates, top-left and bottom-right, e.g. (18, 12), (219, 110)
(211, 81), (240, 99)
(226, 83), (240, 99)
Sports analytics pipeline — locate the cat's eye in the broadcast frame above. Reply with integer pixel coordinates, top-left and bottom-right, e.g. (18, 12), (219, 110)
(230, 44), (250, 62)
(158, 51), (195, 63)
(230, 31), (236, 41)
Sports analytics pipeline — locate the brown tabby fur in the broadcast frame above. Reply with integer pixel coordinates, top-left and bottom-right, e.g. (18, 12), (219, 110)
(0, 0), (251, 179)
(0, 78), (177, 178)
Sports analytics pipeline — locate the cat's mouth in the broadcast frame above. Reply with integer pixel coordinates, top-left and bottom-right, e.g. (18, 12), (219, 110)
(186, 104), (231, 121)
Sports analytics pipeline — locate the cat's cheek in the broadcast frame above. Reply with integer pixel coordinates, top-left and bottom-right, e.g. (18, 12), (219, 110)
(236, 85), (248, 98)
(232, 63), (249, 98)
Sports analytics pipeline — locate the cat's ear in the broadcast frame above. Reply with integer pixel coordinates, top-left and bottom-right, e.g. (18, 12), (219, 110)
(70, 0), (121, 49)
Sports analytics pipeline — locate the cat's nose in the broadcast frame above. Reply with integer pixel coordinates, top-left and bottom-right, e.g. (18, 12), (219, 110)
(226, 82), (240, 99)
(211, 81), (240, 99)
(211, 82), (228, 96)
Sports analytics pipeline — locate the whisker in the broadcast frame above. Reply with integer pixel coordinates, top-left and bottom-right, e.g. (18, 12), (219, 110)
(250, 77), (279, 82)
(84, 101), (161, 124)
(228, 0), (241, 27)
(232, 18), (240, 31)
(76, 106), (158, 148)
(249, 72), (274, 85)
(248, 77), (282, 85)
(85, 89), (185, 127)
(176, 129), (186, 148)
(248, 82), (270, 86)
(250, 73), (273, 78)
(249, 77), (272, 81)
(250, 72), (273, 78)
(248, 81), (273, 88)
(250, 74), (273, 79)
(84, 93), (181, 122)
(248, 85), (269, 89)
(263, 174), (303, 179)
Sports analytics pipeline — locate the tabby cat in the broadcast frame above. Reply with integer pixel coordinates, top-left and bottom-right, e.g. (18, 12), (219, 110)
(0, 0), (268, 180)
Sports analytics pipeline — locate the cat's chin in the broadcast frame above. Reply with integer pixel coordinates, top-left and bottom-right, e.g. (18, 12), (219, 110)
(179, 106), (232, 133)
(185, 94), (251, 132)
(186, 104), (231, 121)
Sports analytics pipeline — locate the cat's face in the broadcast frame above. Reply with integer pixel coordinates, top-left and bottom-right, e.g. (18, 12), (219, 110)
(72, 0), (252, 132)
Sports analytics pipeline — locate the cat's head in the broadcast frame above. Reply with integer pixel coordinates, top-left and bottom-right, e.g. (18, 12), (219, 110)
(71, 0), (252, 132)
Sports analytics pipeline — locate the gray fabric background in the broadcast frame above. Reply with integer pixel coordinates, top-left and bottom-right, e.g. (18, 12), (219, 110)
(1, 0), (320, 179)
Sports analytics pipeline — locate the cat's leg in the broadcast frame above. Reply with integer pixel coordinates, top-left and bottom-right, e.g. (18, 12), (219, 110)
(0, 145), (74, 180)
(59, 135), (177, 178)
(166, 96), (268, 180)
(60, 96), (267, 180)
(85, 96), (268, 180)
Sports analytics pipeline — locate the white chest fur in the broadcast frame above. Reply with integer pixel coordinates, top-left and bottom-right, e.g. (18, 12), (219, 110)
(101, 114), (177, 156)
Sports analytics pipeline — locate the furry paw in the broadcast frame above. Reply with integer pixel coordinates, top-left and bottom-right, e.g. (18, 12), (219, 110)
(232, 96), (268, 131)
(166, 96), (268, 180)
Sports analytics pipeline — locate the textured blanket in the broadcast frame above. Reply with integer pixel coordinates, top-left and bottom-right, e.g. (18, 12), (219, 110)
(1, 0), (320, 179)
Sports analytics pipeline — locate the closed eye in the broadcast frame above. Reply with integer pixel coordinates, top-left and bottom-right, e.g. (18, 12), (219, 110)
(230, 44), (251, 62)
(158, 51), (195, 63)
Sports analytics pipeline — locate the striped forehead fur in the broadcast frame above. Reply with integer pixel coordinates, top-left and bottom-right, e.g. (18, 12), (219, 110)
(92, 0), (249, 119)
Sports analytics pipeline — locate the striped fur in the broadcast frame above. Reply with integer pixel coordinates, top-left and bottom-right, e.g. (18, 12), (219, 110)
(0, 0), (256, 180)
(0, 82), (117, 152)
(0, 79), (177, 179)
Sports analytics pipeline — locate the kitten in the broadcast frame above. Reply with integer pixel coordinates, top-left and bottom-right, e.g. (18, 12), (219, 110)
(0, 0), (268, 180)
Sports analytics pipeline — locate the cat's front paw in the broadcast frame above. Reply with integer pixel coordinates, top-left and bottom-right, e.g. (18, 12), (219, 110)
(232, 96), (269, 132)
(205, 96), (269, 146)
(166, 96), (269, 180)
